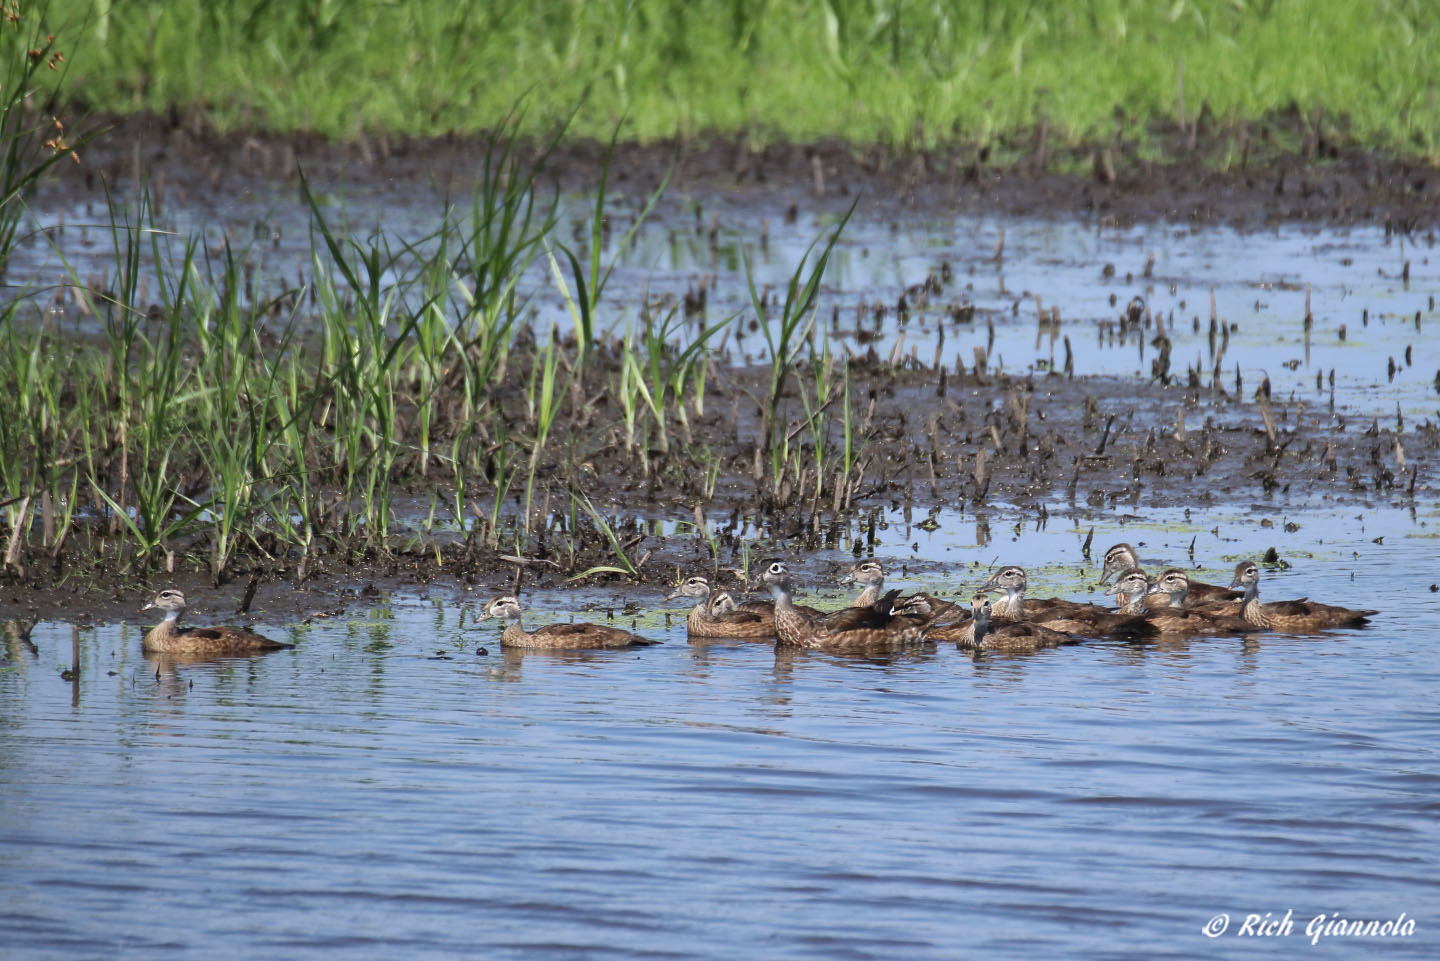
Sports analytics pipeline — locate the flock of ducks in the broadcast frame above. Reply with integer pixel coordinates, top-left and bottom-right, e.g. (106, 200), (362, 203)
(138, 543), (1377, 657)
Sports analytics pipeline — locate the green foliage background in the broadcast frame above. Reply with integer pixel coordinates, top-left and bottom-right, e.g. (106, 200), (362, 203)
(41, 0), (1440, 156)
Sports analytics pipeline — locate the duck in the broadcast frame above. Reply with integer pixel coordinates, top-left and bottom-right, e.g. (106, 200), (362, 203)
(707, 591), (740, 615)
(665, 574), (819, 636)
(1099, 542), (1239, 604)
(852, 559), (967, 628)
(1105, 568), (1253, 635)
(478, 596), (659, 649)
(980, 566), (1156, 638)
(141, 589), (291, 656)
(664, 577), (775, 639)
(1227, 561), (1376, 632)
(844, 559), (962, 623)
(839, 560), (889, 607)
(759, 560), (925, 653)
(957, 593), (1077, 653)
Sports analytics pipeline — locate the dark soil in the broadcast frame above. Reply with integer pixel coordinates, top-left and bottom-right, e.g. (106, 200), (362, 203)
(7, 114), (1438, 626)
(53, 110), (1440, 232)
(6, 358), (1434, 628)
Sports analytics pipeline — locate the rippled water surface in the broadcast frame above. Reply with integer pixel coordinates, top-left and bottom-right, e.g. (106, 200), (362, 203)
(4, 506), (1438, 959)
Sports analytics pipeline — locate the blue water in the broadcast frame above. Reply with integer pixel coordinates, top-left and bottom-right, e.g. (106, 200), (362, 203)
(3, 506), (1437, 960)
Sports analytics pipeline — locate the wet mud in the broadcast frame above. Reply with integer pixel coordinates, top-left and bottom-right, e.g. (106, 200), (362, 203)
(53, 110), (1440, 231)
(7, 115), (1439, 624)
(7, 358), (1433, 627)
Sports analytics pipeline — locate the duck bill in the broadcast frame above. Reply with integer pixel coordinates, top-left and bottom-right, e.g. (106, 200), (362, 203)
(663, 589), (688, 602)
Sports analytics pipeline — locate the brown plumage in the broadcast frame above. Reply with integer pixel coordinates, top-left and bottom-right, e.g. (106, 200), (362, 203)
(759, 561), (926, 653)
(958, 593), (1077, 652)
(846, 560), (962, 622)
(478, 596), (658, 650)
(665, 574), (816, 636)
(1106, 568), (1254, 635)
(1228, 562), (1376, 632)
(1099, 543), (1239, 605)
(665, 577), (775, 639)
(981, 566), (1155, 638)
(141, 589), (291, 656)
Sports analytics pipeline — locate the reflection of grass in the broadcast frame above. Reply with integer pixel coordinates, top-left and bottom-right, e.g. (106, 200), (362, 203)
(40, 0), (1440, 158)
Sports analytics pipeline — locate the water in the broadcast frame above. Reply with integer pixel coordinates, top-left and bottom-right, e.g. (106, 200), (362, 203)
(19, 176), (1440, 424)
(8, 174), (1438, 957)
(4, 506), (1438, 959)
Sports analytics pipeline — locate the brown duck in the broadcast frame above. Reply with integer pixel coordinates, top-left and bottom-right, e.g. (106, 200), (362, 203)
(478, 596), (659, 649)
(1228, 562), (1376, 632)
(847, 559), (964, 624)
(1105, 569), (1253, 635)
(665, 574), (818, 636)
(959, 593), (1077, 653)
(142, 589), (291, 656)
(1099, 543), (1239, 605)
(981, 566), (1155, 638)
(759, 560), (925, 653)
(665, 576), (775, 639)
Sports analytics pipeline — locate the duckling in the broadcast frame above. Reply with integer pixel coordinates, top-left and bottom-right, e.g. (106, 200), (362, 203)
(958, 593), (1076, 653)
(478, 596), (658, 649)
(1105, 569), (1252, 636)
(664, 577), (775, 639)
(839, 560), (889, 607)
(1227, 562), (1376, 632)
(665, 574), (819, 636)
(141, 589), (291, 656)
(845, 559), (962, 623)
(981, 566), (1155, 637)
(707, 591), (740, 615)
(1099, 543), (1238, 604)
(1146, 568), (1243, 616)
(759, 560), (924, 653)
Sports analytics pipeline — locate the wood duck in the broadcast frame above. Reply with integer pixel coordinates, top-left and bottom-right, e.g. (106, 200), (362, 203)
(142, 589), (291, 656)
(759, 560), (925, 653)
(1105, 569), (1253, 635)
(1227, 561), (1376, 632)
(665, 576), (775, 638)
(981, 566), (1155, 637)
(846, 560), (962, 623)
(707, 591), (739, 615)
(478, 596), (658, 649)
(665, 574), (819, 636)
(1100, 543), (1238, 604)
(955, 593), (1076, 652)
(840, 560), (888, 607)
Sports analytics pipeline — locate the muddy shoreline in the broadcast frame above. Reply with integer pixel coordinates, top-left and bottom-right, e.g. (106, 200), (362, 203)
(55, 111), (1440, 232)
(6, 358), (1432, 626)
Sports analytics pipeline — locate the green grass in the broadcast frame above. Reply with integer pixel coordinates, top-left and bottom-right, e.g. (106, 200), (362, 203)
(31, 0), (1440, 158)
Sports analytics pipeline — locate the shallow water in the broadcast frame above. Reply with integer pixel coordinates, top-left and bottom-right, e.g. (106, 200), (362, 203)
(19, 178), (1439, 424)
(4, 504), (1438, 959)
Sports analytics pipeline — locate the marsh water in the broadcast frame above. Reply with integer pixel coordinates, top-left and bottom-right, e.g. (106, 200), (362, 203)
(3, 504), (1439, 959)
(4, 176), (1440, 957)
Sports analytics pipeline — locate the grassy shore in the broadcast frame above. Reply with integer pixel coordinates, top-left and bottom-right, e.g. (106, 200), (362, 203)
(38, 0), (1440, 159)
